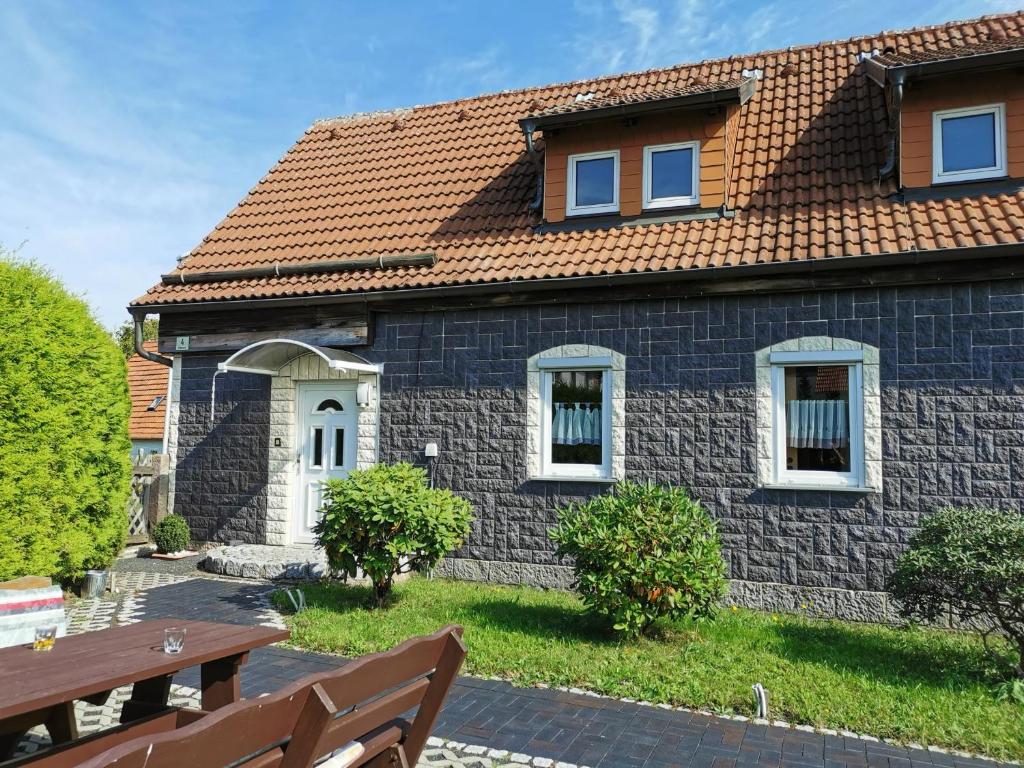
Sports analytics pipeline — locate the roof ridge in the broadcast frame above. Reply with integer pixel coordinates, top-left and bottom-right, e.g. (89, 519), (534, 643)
(306, 9), (1023, 126)
(313, 107), (414, 129)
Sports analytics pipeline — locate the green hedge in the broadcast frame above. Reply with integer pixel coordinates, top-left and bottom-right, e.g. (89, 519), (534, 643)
(0, 255), (131, 582)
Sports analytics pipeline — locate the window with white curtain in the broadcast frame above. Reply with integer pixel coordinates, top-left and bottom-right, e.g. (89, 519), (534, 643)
(538, 359), (613, 478)
(770, 350), (865, 488)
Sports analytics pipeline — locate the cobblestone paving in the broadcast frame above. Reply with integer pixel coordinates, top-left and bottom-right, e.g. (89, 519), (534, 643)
(16, 574), (1016, 768)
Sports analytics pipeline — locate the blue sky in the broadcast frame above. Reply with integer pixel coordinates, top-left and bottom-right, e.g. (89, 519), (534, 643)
(0, 0), (1017, 328)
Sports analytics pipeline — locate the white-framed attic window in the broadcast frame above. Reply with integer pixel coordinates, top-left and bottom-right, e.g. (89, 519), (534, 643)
(932, 103), (1006, 184)
(643, 140), (700, 209)
(566, 150), (620, 216)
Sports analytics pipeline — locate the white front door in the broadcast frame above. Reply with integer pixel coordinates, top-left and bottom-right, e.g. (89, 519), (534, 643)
(293, 383), (357, 544)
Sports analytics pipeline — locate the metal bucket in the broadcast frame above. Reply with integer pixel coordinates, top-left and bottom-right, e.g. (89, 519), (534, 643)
(81, 569), (108, 598)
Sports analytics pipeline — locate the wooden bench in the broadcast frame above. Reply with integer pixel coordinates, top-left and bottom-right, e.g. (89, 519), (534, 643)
(35, 625), (466, 768)
(0, 620), (286, 764)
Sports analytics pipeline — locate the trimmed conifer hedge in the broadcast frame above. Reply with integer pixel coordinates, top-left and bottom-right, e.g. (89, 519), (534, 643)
(0, 254), (131, 582)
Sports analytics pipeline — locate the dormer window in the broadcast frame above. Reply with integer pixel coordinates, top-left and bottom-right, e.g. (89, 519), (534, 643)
(643, 141), (700, 209)
(932, 104), (1006, 184)
(566, 150), (619, 216)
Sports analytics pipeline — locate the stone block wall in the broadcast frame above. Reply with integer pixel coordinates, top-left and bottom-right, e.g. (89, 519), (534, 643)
(169, 279), (1024, 620)
(368, 280), (1024, 620)
(173, 353), (271, 544)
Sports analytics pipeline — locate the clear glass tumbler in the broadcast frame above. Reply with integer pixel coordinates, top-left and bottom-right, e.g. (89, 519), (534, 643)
(163, 626), (186, 654)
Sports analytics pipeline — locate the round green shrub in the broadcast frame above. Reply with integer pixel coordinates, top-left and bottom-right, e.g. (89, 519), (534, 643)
(888, 506), (1024, 680)
(314, 462), (474, 607)
(153, 515), (191, 554)
(550, 480), (727, 637)
(0, 254), (131, 582)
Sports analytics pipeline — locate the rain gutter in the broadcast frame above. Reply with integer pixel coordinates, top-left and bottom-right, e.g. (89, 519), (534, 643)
(131, 242), (1024, 315)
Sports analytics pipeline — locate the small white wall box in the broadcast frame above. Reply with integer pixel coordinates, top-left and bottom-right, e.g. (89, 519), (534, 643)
(424, 442), (439, 458)
(356, 381), (371, 407)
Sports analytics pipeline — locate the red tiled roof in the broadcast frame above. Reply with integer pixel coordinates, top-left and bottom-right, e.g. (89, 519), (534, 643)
(127, 341), (168, 440)
(525, 78), (752, 120)
(871, 34), (1024, 67)
(134, 12), (1024, 308)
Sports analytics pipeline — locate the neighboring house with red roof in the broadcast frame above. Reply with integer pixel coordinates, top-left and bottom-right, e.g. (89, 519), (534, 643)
(126, 341), (170, 457)
(131, 13), (1024, 620)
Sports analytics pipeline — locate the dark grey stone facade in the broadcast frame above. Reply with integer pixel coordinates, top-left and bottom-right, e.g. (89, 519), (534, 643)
(171, 278), (1024, 618)
(175, 354), (271, 544)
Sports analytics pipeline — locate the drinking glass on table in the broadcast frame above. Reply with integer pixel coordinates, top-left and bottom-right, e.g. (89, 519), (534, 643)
(33, 625), (57, 651)
(163, 627), (186, 654)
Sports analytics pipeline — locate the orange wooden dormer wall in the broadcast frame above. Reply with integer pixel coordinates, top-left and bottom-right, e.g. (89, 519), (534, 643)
(900, 70), (1024, 189)
(542, 108), (733, 224)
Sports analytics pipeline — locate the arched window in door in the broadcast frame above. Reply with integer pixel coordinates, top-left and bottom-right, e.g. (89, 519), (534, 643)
(313, 398), (344, 413)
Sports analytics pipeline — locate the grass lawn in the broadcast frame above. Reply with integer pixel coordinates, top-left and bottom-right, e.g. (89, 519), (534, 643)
(274, 576), (1023, 760)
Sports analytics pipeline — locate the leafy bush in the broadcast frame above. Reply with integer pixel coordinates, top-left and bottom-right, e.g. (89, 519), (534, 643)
(550, 481), (727, 637)
(314, 463), (474, 607)
(888, 506), (1024, 680)
(0, 254), (131, 582)
(153, 515), (191, 554)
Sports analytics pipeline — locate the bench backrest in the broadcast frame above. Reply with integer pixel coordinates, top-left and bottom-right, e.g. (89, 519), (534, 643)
(80, 625), (466, 768)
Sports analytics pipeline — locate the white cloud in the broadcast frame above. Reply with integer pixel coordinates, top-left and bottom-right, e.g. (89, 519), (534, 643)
(616, 0), (660, 67)
(423, 46), (514, 100)
(566, 0), (755, 76)
(564, 0), (1007, 78)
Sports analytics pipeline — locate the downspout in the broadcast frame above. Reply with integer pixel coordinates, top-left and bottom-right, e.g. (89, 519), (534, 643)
(521, 118), (544, 212)
(131, 311), (172, 367)
(160, 362), (173, 453)
(878, 71), (905, 183)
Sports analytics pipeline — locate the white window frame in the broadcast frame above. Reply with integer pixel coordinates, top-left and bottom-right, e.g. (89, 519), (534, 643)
(642, 140), (701, 209)
(566, 150), (620, 217)
(309, 425), (325, 470)
(330, 426), (346, 470)
(769, 350), (865, 490)
(932, 103), (1007, 184)
(538, 357), (613, 479)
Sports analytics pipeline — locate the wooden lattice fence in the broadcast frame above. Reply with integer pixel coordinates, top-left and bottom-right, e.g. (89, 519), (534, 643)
(127, 453), (170, 544)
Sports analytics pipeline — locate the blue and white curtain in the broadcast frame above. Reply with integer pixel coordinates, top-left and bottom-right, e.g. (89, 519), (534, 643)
(787, 399), (848, 449)
(552, 403), (602, 445)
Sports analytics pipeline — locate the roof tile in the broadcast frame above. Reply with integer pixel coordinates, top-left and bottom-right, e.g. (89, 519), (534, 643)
(127, 341), (169, 440)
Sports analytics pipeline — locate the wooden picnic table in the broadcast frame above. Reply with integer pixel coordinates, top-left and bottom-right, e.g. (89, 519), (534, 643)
(0, 618), (288, 760)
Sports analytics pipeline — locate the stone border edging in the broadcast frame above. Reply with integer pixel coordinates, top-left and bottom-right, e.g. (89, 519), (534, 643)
(425, 737), (583, 768)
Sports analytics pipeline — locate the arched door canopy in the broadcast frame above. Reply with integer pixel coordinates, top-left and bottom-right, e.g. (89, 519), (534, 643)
(217, 339), (382, 376)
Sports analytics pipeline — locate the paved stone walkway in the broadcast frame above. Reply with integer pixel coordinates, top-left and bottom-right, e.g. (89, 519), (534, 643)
(20, 574), (1016, 768)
